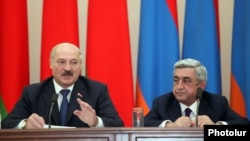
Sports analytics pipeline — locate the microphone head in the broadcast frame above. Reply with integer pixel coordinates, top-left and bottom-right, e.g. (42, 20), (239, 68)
(51, 94), (58, 103)
(196, 87), (203, 99)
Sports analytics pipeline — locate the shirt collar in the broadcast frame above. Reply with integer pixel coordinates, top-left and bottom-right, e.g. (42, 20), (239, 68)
(179, 100), (198, 116)
(53, 79), (74, 94)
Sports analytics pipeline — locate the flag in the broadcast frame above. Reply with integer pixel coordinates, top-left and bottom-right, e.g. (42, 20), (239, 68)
(182, 0), (221, 94)
(136, 0), (180, 115)
(0, 0), (29, 119)
(230, 0), (250, 118)
(41, 0), (79, 80)
(86, 0), (134, 127)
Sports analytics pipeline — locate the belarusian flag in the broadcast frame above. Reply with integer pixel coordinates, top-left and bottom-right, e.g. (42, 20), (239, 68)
(0, 0), (29, 119)
(86, 0), (134, 127)
(41, 0), (79, 80)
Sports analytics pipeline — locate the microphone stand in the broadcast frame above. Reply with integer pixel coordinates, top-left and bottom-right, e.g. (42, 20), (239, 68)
(196, 87), (202, 127)
(196, 98), (200, 127)
(49, 94), (58, 128)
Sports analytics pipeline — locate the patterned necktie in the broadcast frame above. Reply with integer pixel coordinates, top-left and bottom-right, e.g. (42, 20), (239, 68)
(185, 108), (192, 117)
(60, 89), (70, 125)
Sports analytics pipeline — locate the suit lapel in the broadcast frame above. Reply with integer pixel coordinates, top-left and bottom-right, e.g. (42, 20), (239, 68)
(198, 96), (210, 115)
(65, 79), (88, 124)
(169, 99), (182, 120)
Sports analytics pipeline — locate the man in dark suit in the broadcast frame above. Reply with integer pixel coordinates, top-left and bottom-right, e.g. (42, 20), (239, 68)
(144, 58), (250, 127)
(2, 42), (123, 129)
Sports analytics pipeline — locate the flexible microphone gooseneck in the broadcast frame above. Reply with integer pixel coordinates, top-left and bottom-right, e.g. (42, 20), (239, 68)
(49, 94), (58, 128)
(196, 87), (203, 127)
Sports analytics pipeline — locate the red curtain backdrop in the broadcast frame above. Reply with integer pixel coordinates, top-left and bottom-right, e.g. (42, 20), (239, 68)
(40, 0), (79, 80)
(0, 0), (29, 119)
(86, 0), (134, 127)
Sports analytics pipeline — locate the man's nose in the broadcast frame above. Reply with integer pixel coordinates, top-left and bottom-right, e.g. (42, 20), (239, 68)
(64, 62), (72, 70)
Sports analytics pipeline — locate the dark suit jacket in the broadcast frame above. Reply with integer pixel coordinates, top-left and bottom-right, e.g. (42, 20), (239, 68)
(2, 76), (124, 128)
(144, 91), (250, 126)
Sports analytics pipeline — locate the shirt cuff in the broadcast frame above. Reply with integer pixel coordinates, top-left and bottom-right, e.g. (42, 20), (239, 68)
(159, 120), (172, 127)
(16, 119), (27, 129)
(216, 121), (228, 125)
(92, 116), (104, 127)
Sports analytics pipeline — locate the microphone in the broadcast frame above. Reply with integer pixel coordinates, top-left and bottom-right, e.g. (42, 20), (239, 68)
(196, 87), (202, 127)
(49, 94), (58, 128)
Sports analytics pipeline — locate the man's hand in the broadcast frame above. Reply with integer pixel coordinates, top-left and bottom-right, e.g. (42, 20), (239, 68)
(73, 97), (98, 127)
(165, 116), (193, 127)
(196, 115), (214, 127)
(24, 113), (45, 129)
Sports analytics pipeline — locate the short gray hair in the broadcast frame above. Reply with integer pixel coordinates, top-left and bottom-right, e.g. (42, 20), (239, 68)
(50, 42), (83, 63)
(174, 58), (207, 82)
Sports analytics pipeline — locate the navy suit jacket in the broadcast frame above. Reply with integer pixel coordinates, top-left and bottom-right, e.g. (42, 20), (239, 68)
(144, 91), (250, 126)
(2, 76), (124, 128)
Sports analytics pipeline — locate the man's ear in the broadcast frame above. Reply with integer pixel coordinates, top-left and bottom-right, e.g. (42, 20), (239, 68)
(199, 81), (206, 89)
(49, 59), (53, 69)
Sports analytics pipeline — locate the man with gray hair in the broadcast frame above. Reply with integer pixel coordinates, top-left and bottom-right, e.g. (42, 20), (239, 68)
(2, 42), (123, 129)
(144, 58), (250, 127)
